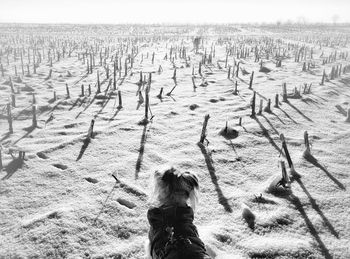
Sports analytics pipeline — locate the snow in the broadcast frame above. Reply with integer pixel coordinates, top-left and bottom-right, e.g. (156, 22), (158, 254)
(1, 24), (350, 258)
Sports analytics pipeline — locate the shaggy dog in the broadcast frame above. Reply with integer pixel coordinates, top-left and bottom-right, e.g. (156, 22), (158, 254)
(146, 166), (212, 259)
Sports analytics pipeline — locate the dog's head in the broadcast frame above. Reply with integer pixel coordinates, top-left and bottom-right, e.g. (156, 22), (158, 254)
(150, 166), (199, 210)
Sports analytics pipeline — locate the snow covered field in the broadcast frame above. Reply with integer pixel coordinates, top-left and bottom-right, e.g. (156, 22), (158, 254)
(0, 24), (350, 258)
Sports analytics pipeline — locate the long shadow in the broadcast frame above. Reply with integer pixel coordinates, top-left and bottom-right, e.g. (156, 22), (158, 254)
(75, 93), (97, 119)
(94, 92), (114, 119)
(286, 194), (332, 259)
(278, 107), (298, 124)
(228, 140), (250, 175)
(135, 124), (148, 179)
(261, 114), (279, 135)
(72, 73), (89, 86)
(304, 154), (345, 190)
(76, 137), (91, 161)
(294, 177), (339, 238)
(285, 101), (313, 122)
(94, 181), (117, 224)
(254, 116), (283, 155)
(2, 157), (24, 180)
(335, 105), (347, 116)
(13, 125), (36, 145)
(78, 97), (88, 108)
(49, 100), (64, 114)
(311, 93), (328, 102)
(68, 97), (82, 111)
(118, 76), (126, 86)
(301, 97), (320, 108)
(270, 112), (286, 125)
(198, 143), (232, 213)
(108, 107), (121, 122)
(12, 104), (32, 120)
(256, 91), (268, 101)
(0, 132), (11, 143)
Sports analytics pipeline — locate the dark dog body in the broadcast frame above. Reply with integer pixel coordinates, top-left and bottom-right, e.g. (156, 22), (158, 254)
(148, 205), (211, 259)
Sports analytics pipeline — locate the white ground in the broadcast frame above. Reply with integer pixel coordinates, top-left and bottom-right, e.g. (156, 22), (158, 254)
(0, 25), (350, 258)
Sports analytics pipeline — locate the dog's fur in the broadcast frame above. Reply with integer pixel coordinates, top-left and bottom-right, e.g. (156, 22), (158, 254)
(146, 166), (211, 259)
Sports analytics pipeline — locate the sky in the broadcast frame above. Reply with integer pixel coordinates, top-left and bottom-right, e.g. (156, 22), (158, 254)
(0, 0), (349, 24)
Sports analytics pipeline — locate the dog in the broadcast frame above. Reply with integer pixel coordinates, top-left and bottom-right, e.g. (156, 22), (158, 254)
(146, 166), (212, 259)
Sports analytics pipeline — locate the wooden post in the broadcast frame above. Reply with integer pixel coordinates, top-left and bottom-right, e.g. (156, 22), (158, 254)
(106, 65), (109, 79)
(7, 103), (13, 133)
(233, 81), (238, 95)
(32, 105), (37, 127)
(11, 94), (16, 107)
(320, 69), (325, 85)
(166, 85), (177, 96)
(32, 93), (36, 104)
(264, 99), (271, 113)
(280, 134), (295, 172)
(53, 91), (56, 101)
(139, 71), (143, 86)
(199, 114), (210, 144)
(235, 62), (240, 77)
(9, 77), (14, 93)
(280, 160), (291, 189)
(21, 52), (24, 75)
(88, 84), (91, 96)
(274, 94), (279, 108)
(118, 90), (123, 109)
(87, 119), (95, 139)
(258, 99), (263, 115)
(251, 91), (256, 117)
(113, 61), (116, 90)
(157, 87), (163, 99)
(303, 131), (311, 156)
(66, 83), (70, 98)
(302, 62), (306, 72)
(148, 72), (152, 87)
(249, 71), (254, 89)
(81, 84), (84, 97)
(145, 86), (150, 120)
(346, 108), (350, 123)
(282, 83), (287, 102)
(192, 77), (196, 90)
(227, 66), (231, 79)
(90, 54), (93, 73)
(330, 66), (335, 80)
(238, 117), (242, 126)
(0, 147), (2, 170)
(97, 71), (101, 93)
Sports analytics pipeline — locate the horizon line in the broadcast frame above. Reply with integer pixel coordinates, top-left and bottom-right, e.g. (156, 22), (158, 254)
(1, 21), (350, 26)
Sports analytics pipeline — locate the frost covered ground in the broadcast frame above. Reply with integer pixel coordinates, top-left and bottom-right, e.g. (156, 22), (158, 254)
(0, 24), (350, 258)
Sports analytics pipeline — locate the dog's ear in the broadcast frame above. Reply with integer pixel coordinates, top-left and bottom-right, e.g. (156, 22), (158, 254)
(161, 167), (176, 185)
(182, 171), (199, 190)
(182, 171), (199, 211)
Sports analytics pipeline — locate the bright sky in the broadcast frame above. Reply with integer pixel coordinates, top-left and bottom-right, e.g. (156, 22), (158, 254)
(0, 0), (349, 24)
